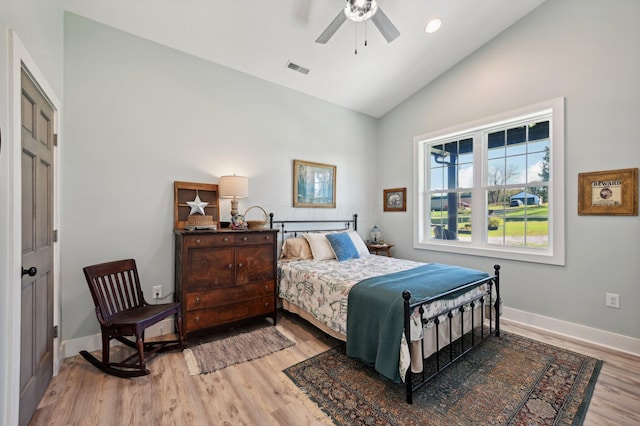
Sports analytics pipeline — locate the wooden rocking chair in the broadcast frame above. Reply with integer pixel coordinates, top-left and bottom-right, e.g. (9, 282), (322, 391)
(79, 259), (185, 378)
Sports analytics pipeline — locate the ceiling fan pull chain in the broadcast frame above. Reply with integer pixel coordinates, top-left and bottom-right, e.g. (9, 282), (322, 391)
(364, 20), (368, 47)
(354, 23), (358, 55)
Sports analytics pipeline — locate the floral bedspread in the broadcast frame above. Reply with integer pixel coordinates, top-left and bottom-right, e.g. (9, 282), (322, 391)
(278, 256), (424, 336)
(278, 255), (492, 381)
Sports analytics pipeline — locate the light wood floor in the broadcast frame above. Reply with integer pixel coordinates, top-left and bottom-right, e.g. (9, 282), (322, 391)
(30, 314), (640, 425)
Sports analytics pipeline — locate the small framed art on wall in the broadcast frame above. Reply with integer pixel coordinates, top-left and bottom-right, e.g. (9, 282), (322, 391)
(383, 188), (406, 212)
(578, 168), (638, 216)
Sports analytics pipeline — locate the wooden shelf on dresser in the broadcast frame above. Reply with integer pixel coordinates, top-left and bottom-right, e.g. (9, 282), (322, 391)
(174, 228), (278, 336)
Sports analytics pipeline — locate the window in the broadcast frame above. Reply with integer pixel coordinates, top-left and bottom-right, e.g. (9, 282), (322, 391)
(414, 98), (565, 265)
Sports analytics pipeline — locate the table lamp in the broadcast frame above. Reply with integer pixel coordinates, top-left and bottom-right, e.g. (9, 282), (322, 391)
(219, 175), (249, 219)
(371, 225), (381, 243)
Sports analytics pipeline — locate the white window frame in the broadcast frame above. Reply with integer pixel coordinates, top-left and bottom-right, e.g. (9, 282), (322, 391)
(413, 98), (565, 265)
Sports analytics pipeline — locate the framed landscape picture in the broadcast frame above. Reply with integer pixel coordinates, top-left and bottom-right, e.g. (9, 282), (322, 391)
(293, 159), (336, 208)
(578, 168), (638, 215)
(383, 187), (407, 212)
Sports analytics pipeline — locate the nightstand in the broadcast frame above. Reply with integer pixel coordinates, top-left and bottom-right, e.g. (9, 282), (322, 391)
(367, 243), (394, 257)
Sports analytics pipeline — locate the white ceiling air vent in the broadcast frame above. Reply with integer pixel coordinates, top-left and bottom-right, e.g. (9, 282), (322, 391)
(285, 61), (310, 75)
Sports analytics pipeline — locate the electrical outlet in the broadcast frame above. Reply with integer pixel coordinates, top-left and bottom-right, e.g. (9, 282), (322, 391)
(153, 285), (162, 299)
(605, 292), (620, 308)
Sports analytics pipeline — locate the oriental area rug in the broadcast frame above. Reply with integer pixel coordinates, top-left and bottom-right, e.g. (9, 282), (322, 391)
(183, 325), (295, 375)
(284, 332), (602, 425)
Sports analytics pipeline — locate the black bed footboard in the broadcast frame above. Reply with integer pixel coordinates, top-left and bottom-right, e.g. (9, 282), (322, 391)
(402, 264), (501, 404)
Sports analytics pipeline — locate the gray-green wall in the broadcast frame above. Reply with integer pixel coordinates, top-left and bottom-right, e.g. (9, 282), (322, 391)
(378, 0), (640, 339)
(61, 13), (379, 341)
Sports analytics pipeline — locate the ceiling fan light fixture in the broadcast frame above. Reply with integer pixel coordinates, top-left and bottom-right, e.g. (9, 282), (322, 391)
(344, 0), (378, 22)
(316, 0), (399, 45)
(425, 18), (442, 34)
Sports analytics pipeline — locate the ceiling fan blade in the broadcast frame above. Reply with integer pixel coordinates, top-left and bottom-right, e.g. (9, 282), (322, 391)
(371, 8), (400, 43)
(315, 10), (347, 44)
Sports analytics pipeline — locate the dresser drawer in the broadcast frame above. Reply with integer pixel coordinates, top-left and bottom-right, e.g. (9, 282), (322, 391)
(184, 233), (234, 248)
(185, 296), (275, 332)
(234, 232), (276, 245)
(186, 281), (275, 311)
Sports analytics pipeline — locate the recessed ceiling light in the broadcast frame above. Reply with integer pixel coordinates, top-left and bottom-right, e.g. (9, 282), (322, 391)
(425, 18), (442, 34)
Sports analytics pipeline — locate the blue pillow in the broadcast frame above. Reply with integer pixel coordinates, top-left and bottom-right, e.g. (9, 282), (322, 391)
(325, 232), (360, 262)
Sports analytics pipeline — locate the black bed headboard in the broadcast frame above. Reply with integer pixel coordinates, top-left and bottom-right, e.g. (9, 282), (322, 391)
(269, 213), (358, 239)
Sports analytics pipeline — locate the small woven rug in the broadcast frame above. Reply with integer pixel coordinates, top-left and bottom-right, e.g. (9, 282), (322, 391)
(284, 331), (602, 425)
(184, 325), (296, 375)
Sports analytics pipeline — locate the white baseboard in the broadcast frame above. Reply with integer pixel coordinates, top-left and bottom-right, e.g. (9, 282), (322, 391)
(60, 308), (640, 359)
(61, 318), (176, 360)
(502, 307), (640, 357)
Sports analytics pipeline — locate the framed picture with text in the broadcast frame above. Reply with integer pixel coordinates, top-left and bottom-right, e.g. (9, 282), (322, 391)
(383, 187), (407, 212)
(578, 168), (638, 216)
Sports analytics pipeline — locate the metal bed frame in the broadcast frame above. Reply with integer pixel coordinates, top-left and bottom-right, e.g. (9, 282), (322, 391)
(269, 213), (501, 404)
(403, 266), (500, 403)
(269, 212), (357, 236)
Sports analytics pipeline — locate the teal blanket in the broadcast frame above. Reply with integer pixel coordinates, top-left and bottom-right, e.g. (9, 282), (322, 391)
(346, 263), (490, 383)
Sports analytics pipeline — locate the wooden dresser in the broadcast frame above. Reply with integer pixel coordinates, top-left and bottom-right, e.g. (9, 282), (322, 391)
(174, 229), (278, 336)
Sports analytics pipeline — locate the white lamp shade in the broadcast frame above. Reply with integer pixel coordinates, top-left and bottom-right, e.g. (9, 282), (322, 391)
(219, 175), (249, 199)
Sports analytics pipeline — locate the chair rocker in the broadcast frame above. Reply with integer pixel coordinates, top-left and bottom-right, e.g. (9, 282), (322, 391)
(80, 258), (185, 378)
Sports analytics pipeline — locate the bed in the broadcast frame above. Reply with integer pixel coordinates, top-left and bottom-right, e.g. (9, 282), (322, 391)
(270, 214), (501, 404)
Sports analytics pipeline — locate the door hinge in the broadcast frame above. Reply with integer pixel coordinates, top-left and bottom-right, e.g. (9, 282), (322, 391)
(53, 133), (58, 147)
(53, 229), (58, 242)
(53, 325), (59, 339)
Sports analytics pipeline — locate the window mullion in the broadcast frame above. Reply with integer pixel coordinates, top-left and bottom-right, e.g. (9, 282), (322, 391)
(470, 132), (484, 244)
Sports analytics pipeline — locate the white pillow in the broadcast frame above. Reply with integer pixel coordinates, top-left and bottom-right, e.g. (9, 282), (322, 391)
(347, 230), (370, 257)
(303, 233), (336, 261)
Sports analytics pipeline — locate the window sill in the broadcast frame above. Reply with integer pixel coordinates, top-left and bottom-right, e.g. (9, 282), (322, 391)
(414, 240), (565, 266)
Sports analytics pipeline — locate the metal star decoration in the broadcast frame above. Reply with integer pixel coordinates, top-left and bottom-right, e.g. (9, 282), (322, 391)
(187, 194), (209, 215)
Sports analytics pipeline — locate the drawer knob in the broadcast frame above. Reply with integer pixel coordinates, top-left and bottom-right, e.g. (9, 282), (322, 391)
(195, 297), (200, 304)
(227, 264), (233, 269)
(195, 317), (200, 323)
(238, 263), (244, 268)
(242, 236), (248, 241)
(265, 235), (270, 240)
(223, 237), (229, 242)
(265, 302), (269, 307)
(265, 285), (269, 291)
(196, 239), (201, 244)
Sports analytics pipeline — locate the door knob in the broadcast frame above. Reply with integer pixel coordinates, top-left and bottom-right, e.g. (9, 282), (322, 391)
(22, 266), (37, 277)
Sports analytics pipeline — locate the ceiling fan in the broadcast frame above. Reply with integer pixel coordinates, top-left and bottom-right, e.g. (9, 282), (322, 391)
(316, 0), (400, 45)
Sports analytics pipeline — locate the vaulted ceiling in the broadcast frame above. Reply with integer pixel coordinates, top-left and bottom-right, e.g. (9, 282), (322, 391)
(63, 0), (547, 117)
